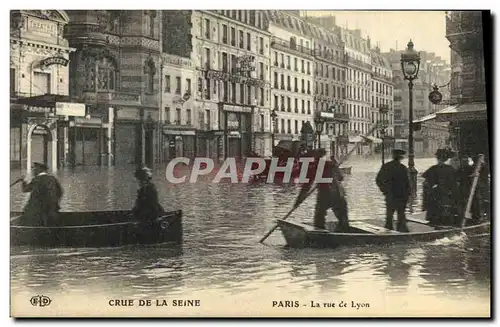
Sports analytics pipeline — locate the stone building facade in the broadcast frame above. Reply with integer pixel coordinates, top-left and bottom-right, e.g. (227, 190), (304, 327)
(10, 10), (73, 171)
(64, 10), (162, 167)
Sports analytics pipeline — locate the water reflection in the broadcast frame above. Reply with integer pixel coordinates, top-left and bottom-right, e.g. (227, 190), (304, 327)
(10, 158), (490, 308)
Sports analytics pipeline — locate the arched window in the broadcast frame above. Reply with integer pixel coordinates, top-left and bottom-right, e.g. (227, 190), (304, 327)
(97, 57), (118, 91)
(144, 10), (156, 37)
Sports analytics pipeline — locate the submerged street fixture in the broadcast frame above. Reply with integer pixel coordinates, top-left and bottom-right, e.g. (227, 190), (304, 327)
(379, 105), (389, 165)
(270, 109), (278, 152)
(400, 39), (421, 196)
(314, 112), (325, 149)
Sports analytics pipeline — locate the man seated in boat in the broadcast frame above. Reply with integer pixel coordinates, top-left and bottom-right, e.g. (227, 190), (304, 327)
(20, 162), (63, 226)
(131, 167), (165, 226)
(422, 149), (460, 226)
(375, 149), (411, 232)
(294, 149), (350, 232)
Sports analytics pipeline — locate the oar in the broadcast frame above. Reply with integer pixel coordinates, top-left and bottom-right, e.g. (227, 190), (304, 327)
(259, 124), (381, 244)
(10, 177), (23, 187)
(462, 154), (485, 227)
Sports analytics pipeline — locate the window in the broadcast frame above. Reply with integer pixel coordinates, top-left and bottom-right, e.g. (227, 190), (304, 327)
(33, 72), (51, 95)
(287, 97), (291, 112)
(206, 109), (211, 129)
(231, 27), (236, 46)
(301, 60), (304, 73)
(231, 82), (236, 102)
(165, 107), (170, 123)
(294, 98), (298, 113)
(246, 32), (251, 51)
(260, 114), (264, 132)
(301, 99), (305, 113)
(222, 52), (228, 72)
(175, 76), (181, 94)
(204, 19), (210, 39)
(294, 58), (298, 71)
(205, 79), (211, 100)
(247, 85), (252, 105)
(307, 62), (310, 74)
(240, 84), (244, 104)
(260, 87), (264, 106)
(239, 30), (244, 48)
(186, 78), (191, 95)
(223, 81), (229, 101)
(259, 37), (264, 55)
(295, 120), (298, 134)
(198, 78), (203, 93)
(259, 62), (264, 80)
(10, 68), (15, 96)
(222, 25), (228, 43)
(204, 48), (211, 70)
(307, 101), (311, 114)
(274, 95), (278, 109)
(165, 75), (171, 92)
(186, 109), (192, 125)
(176, 108), (181, 125)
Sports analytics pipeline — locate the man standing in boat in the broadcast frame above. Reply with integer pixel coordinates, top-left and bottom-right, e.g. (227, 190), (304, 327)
(294, 149), (350, 232)
(375, 149), (411, 232)
(131, 166), (165, 226)
(20, 162), (63, 226)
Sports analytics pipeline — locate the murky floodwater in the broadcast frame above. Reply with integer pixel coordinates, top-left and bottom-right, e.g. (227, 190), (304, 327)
(10, 157), (491, 316)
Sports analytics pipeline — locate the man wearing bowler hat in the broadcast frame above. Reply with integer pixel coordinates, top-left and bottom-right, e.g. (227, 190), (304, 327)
(376, 149), (411, 232)
(21, 162), (63, 226)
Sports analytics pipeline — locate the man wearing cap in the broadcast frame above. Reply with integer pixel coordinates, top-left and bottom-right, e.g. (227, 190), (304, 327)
(376, 149), (411, 232)
(131, 166), (165, 225)
(20, 162), (63, 226)
(294, 149), (350, 231)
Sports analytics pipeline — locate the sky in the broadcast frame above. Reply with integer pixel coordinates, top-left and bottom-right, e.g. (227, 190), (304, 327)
(304, 11), (450, 63)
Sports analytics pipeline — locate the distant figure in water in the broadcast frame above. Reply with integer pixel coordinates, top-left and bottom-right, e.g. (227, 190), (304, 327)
(376, 149), (411, 232)
(131, 167), (165, 225)
(20, 162), (63, 226)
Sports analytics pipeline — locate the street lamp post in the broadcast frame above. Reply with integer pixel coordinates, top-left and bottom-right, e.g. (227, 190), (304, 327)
(270, 109), (277, 155)
(401, 40), (421, 196)
(314, 113), (325, 150)
(379, 105), (389, 165)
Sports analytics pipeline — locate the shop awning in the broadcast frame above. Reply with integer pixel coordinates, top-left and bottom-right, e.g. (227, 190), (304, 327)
(435, 102), (487, 122)
(361, 135), (382, 144)
(412, 103), (487, 123)
(348, 135), (363, 143)
(14, 94), (73, 106)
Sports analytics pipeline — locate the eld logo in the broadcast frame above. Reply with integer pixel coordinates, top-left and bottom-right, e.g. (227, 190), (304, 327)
(30, 295), (52, 307)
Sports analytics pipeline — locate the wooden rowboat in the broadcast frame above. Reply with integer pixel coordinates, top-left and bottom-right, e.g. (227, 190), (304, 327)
(277, 213), (490, 249)
(10, 210), (183, 248)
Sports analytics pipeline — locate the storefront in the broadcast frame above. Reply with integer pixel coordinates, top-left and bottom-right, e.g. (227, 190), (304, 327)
(219, 102), (254, 159)
(162, 128), (197, 161)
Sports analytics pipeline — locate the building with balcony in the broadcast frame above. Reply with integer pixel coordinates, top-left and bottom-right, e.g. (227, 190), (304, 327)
(160, 53), (197, 161)
(339, 28), (373, 155)
(370, 47), (395, 156)
(10, 10), (74, 171)
(64, 10), (162, 167)
(163, 10), (272, 158)
(262, 10), (315, 149)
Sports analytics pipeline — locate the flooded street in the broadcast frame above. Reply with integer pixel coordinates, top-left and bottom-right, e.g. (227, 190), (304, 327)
(10, 157), (491, 316)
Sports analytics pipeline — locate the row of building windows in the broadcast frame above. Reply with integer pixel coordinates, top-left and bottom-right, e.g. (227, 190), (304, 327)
(273, 95), (312, 115)
(273, 51), (312, 75)
(372, 80), (393, 96)
(314, 82), (346, 98)
(164, 107), (214, 129)
(314, 62), (345, 81)
(347, 69), (370, 85)
(371, 96), (393, 109)
(164, 75), (192, 95)
(197, 78), (266, 106)
(346, 86), (370, 103)
(273, 73), (312, 94)
(275, 119), (345, 135)
(217, 10), (265, 30)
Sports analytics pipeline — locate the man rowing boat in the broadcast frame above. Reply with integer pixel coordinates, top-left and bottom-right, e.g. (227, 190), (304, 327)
(20, 162), (63, 226)
(294, 149), (349, 232)
(131, 167), (165, 226)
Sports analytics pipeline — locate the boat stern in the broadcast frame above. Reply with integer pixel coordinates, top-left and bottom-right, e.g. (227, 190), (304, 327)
(277, 220), (310, 248)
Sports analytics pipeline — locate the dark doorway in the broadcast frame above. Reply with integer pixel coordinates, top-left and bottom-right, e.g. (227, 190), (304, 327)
(145, 130), (154, 167)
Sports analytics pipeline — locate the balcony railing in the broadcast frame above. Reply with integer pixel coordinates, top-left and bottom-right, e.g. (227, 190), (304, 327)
(371, 71), (393, 83)
(345, 55), (371, 71)
(271, 36), (314, 57)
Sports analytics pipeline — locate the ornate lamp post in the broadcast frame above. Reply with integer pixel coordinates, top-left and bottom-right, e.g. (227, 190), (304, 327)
(270, 109), (278, 154)
(400, 40), (421, 196)
(313, 113), (325, 149)
(379, 105), (389, 165)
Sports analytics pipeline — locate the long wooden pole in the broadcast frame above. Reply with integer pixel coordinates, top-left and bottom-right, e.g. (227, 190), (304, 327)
(462, 154), (485, 227)
(10, 178), (23, 187)
(259, 124), (381, 244)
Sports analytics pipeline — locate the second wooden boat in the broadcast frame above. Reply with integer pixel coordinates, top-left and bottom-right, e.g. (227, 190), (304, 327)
(277, 214), (490, 249)
(10, 209), (183, 248)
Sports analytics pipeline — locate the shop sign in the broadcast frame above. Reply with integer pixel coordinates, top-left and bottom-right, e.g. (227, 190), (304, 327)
(205, 70), (265, 88)
(41, 56), (69, 68)
(55, 102), (85, 117)
(24, 105), (53, 114)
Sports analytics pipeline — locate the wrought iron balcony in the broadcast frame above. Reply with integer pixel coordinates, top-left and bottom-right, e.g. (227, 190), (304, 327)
(271, 36), (314, 57)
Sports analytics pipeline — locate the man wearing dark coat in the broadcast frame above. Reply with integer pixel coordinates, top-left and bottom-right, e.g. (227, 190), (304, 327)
(131, 167), (165, 226)
(422, 149), (459, 226)
(376, 149), (411, 232)
(294, 149), (350, 231)
(21, 162), (63, 226)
